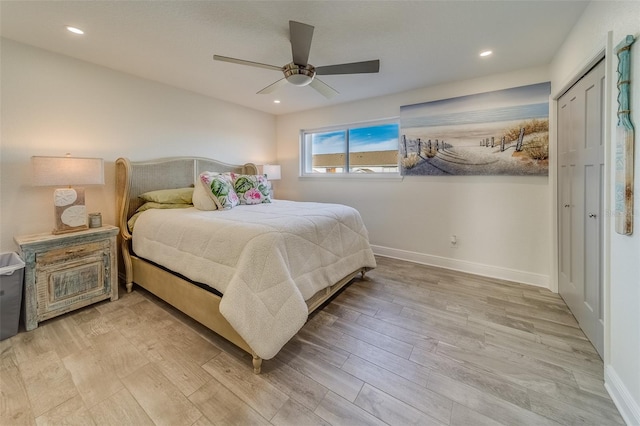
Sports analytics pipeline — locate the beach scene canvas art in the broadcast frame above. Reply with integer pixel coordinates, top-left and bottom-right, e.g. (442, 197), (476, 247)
(400, 82), (551, 176)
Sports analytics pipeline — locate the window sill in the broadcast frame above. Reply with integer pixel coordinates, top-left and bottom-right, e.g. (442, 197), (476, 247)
(299, 173), (404, 181)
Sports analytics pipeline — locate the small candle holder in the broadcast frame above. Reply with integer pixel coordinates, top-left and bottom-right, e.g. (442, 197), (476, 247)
(89, 212), (102, 228)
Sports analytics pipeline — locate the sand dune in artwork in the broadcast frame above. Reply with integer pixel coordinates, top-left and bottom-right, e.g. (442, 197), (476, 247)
(401, 119), (549, 175)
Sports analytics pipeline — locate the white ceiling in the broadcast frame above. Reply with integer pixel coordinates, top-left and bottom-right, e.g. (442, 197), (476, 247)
(0, 1), (589, 115)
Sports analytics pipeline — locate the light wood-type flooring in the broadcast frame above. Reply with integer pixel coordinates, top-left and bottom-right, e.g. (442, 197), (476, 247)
(1, 256), (624, 425)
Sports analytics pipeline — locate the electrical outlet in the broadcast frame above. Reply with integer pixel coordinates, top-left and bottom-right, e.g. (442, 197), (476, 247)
(450, 234), (457, 248)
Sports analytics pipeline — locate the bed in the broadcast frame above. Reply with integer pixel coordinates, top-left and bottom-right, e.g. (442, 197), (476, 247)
(115, 157), (376, 373)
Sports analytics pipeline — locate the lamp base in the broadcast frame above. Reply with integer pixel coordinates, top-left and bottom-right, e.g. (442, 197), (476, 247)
(53, 187), (88, 234)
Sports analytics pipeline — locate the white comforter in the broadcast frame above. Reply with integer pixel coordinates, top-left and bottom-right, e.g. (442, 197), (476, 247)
(132, 200), (376, 359)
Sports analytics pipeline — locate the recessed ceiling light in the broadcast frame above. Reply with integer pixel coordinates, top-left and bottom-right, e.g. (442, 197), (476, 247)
(66, 26), (84, 35)
(480, 50), (493, 57)
(273, 100), (281, 104)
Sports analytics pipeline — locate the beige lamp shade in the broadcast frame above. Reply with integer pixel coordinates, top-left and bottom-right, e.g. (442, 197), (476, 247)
(32, 156), (105, 186)
(31, 156), (104, 234)
(263, 164), (281, 181)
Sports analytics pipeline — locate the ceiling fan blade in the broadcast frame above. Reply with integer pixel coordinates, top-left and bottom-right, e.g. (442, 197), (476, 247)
(257, 78), (288, 95)
(316, 60), (380, 75)
(309, 78), (339, 99)
(289, 21), (314, 66)
(213, 55), (282, 72)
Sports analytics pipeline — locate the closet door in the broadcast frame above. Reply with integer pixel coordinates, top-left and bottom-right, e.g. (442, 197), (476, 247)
(557, 59), (605, 357)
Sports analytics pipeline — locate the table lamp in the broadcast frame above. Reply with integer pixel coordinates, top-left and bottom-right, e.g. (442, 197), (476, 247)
(263, 164), (281, 198)
(32, 155), (105, 234)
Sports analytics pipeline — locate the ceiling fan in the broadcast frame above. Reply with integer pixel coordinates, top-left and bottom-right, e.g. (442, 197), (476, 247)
(213, 20), (380, 99)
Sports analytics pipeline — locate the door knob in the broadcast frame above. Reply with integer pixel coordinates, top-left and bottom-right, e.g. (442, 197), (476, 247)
(564, 204), (570, 208)
(588, 213), (597, 218)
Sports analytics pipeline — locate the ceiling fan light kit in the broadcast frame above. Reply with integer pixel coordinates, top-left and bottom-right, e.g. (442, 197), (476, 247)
(283, 63), (315, 86)
(213, 20), (380, 99)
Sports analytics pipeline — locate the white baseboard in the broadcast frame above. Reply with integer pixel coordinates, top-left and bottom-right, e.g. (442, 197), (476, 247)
(605, 365), (640, 426)
(370, 245), (550, 289)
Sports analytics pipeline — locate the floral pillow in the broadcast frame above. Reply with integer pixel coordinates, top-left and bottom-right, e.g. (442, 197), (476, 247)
(199, 172), (239, 210)
(231, 173), (272, 205)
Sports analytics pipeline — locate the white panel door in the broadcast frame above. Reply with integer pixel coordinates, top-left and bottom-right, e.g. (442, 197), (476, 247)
(557, 59), (605, 357)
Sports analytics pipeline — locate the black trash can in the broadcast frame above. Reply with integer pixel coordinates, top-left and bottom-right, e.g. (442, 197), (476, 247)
(0, 252), (25, 340)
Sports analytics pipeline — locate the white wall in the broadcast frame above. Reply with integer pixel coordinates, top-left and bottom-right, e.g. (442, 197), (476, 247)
(0, 39), (276, 252)
(277, 66), (551, 287)
(550, 2), (640, 424)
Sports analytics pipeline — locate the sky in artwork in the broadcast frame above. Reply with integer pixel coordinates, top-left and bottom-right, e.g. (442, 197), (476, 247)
(400, 82), (551, 128)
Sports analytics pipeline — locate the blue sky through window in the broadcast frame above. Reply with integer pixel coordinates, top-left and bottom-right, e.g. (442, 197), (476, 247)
(312, 123), (399, 154)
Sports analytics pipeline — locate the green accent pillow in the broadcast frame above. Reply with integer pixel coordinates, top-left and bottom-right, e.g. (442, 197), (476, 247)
(128, 202), (193, 231)
(136, 202), (193, 212)
(139, 187), (193, 204)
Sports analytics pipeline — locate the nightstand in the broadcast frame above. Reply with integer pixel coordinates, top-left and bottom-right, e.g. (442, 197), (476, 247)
(15, 225), (118, 331)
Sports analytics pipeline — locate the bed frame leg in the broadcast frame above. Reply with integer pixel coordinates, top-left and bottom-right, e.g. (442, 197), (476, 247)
(120, 238), (134, 293)
(360, 269), (367, 279)
(252, 355), (262, 374)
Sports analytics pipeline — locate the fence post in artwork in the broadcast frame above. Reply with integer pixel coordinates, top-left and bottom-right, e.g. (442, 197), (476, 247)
(516, 128), (525, 151)
(402, 135), (407, 158)
(428, 139), (432, 150)
(417, 138), (422, 154)
(501, 136), (506, 152)
(435, 139), (439, 151)
(491, 137), (495, 147)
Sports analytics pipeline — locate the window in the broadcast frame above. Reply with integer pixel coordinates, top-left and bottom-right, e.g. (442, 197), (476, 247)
(301, 120), (400, 176)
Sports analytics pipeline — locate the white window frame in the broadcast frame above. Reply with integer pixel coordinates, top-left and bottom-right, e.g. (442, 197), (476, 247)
(299, 118), (402, 179)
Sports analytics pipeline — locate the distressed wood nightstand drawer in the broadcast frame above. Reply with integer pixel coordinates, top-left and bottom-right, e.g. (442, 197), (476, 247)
(36, 246), (111, 320)
(37, 240), (109, 265)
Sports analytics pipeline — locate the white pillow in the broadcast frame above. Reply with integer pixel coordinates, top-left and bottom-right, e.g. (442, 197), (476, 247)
(192, 177), (218, 211)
